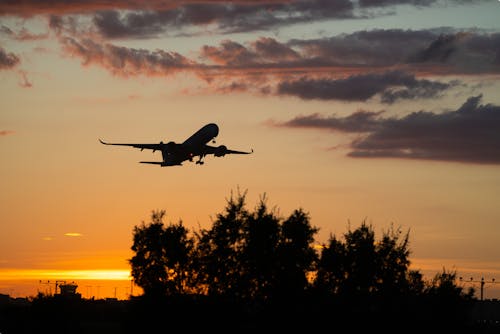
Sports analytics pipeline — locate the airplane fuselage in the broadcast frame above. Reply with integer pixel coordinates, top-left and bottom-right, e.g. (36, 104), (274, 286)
(161, 123), (219, 166)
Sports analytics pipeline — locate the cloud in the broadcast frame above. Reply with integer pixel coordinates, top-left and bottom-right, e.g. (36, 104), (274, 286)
(0, 46), (20, 70)
(0, 130), (15, 136)
(64, 232), (83, 237)
(60, 37), (196, 77)
(59, 29), (500, 76)
(0, 0), (183, 16)
(275, 95), (500, 164)
(278, 110), (385, 133)
(289, 29), (500, 74)
(57, 29), (497, 99)
(1, 25), (48, 40)
(409, 31), (500, 73)
(18, 70), (33, 88)
(89, 0), (355, 37)
(276, 71), (458, 103)
(1, 0), (478, 38)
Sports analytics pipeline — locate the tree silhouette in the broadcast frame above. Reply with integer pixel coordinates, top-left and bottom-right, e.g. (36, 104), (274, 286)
(1, 189), (485, 333)
(125, 189), (478, 332)
(314, 221), (416, 300)
(193, 189), (249, 298)
(129, 210), (193, 297)
(275, 208), (318, 299)
(242, 194), (281, 300)
(192, 191), (320, 302)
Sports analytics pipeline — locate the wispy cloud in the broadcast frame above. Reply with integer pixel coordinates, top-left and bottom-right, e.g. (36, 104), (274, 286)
(0, 46), (20, 70)
(61, 37), (195, 77)
(18, 70), (33, 88)
(275, 95), (500, 164)
(64, 232), (83, 237)
(1, 25), (48, 41)
(0, 130), (15, 136)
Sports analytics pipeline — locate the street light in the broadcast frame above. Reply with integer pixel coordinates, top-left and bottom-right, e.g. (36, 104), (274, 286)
(459, 276), (497, 301)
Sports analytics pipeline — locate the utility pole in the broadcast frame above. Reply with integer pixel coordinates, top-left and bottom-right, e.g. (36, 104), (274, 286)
(460, 276), (497, 301)
(39, 280), (52, 295)
(54, 280), (66, 295)
(85, 285), (92, 299)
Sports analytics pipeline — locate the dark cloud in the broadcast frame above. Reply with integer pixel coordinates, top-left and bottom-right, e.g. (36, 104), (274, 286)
(359, 0), (435, 7)
(276, 95), (500, 164)
(279, 110), (385, 133)
(1, 0), (487, 38)
(276, 71), (457, 103)
(58, 30), (497, 96)
(289, 29), (500, 74)
(197, 29), (500, 75)
(89, 1), (354, 38)
(0, 0), (187, 16)
(409, 32), (500, 73)
(0, 1), (353, 36)
(358, 0), (486, 7)
(0, 46), (20, 69)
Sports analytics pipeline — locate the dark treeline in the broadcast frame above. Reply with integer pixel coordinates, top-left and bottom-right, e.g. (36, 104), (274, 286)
(125, 189), (479, 333)
(2, 189), (494, 334)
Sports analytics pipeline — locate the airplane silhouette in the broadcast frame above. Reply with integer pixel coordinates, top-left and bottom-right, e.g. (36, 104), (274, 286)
(99, 123), (253, 167)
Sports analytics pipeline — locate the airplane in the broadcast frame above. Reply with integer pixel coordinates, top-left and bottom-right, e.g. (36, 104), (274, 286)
(99, 123), (253, 167)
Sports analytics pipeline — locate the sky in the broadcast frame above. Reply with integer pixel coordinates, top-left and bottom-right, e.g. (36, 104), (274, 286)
(1, 0), (500, 300)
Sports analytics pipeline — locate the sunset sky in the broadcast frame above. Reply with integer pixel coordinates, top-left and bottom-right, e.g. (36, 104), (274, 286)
(1, 0), (500, 300)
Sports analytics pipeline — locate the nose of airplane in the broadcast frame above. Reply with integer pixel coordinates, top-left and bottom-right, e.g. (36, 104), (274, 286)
(208, 123), (219, 137)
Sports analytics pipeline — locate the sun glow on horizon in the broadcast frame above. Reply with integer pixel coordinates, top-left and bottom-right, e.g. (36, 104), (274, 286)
(0, 269), (131, 281)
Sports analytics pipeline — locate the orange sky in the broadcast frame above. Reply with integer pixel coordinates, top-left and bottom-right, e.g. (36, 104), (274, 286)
(1, 0), (500, 300)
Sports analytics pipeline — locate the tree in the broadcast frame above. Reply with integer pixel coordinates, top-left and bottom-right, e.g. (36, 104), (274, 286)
(193, 189), (249, 298)
(374, 224), (411, 297)
(314, 235), (346, 296)
(243, 194), (281, 300)
(129, 210), (193, 297)
(193, 190), (321, 302)
(314, 221), (413, 298)
(275, 208), (319, 299)
(342, 221), (378, 296)
(425, 268), (475, 301)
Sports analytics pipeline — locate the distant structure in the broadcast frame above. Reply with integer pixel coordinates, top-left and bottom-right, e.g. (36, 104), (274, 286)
(39, 280), (82, 300)
(58, 282), (79, 296)
(460, 277), (498, 301)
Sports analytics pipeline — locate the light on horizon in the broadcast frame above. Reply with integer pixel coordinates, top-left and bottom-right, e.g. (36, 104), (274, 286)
(0, 269), (131, 281)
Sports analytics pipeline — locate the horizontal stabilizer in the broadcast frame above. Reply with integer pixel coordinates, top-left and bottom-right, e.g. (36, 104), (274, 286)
(140, 161), (182, 167)
(140, 161), (163, 165)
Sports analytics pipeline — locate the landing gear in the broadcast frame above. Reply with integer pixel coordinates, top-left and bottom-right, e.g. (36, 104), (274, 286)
(196, 154), (206, 165)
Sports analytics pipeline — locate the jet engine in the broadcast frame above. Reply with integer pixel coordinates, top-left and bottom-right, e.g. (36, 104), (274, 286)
(214, 145), (228, 157)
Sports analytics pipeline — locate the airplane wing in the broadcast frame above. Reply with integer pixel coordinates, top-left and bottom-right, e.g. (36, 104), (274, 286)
(99, 139), (165, 151)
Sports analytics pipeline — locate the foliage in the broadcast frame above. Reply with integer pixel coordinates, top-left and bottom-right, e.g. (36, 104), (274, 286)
(314, 221), (415, 299)
(128, 188), (476, 327)
(193, 190), (319, 300)
(129, 210), (193, 297)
